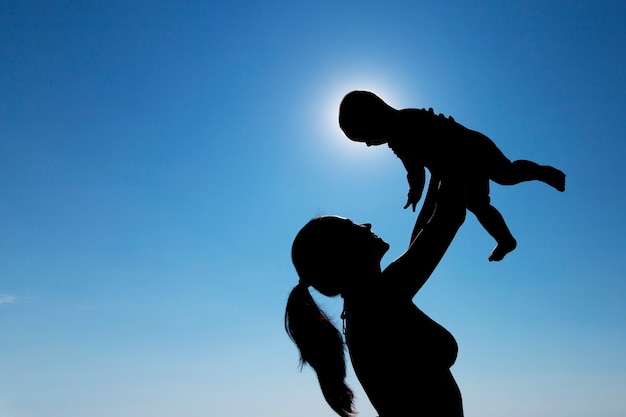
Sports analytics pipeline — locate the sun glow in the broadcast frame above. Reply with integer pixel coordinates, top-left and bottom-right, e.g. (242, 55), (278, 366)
(307, 70), (408, 167)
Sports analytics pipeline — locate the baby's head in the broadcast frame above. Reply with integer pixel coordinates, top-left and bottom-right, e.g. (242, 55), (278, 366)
(338, 90), (396, 146)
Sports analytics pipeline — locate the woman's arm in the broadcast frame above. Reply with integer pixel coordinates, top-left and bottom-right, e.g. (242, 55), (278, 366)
(409, 174), (440, 243)
(382, 180), (466, 298)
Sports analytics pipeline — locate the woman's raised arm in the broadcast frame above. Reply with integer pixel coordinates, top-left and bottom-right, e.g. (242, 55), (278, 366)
(409, 175), (440, 243)
(382, 180), (466, 298)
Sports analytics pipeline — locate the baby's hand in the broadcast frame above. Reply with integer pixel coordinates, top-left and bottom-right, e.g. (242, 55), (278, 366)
(403, 187), (422, 212)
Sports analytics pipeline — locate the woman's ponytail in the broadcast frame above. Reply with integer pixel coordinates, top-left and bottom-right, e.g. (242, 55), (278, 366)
(285, 283), (355, 417)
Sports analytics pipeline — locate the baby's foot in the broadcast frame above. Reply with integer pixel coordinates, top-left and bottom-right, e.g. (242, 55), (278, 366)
(543, 166), (566, 192)
(488, 238), (517, 262)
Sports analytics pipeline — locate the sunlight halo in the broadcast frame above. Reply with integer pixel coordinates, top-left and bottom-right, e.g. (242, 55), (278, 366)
(308, 71), (407, 168)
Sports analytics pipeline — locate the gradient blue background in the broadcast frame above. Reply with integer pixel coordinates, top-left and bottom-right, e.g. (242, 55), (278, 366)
(1, 1), (625, 416)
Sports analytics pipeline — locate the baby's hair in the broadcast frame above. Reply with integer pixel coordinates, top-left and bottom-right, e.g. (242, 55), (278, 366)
(338, 90), (393, 138)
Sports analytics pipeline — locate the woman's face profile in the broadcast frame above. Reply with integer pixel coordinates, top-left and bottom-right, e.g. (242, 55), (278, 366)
(333, 217), (390, 263)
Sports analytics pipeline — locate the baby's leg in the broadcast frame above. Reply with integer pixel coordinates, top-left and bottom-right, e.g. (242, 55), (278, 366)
(491, 159), (566, 192)
(467, 131), (565, 191)
(468, 200), (517, 262)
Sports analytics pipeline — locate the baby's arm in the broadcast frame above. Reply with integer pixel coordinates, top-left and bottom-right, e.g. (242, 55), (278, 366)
(403, 164), (426, 212)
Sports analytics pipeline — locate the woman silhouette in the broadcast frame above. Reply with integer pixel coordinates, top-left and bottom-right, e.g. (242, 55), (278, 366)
(285, 181), (466, 416)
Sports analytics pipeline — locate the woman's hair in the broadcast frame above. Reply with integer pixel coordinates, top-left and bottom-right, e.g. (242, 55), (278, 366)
(284, 217), (357, 417)
(338, 90), (394, 140)
(285, 285), (354, 416)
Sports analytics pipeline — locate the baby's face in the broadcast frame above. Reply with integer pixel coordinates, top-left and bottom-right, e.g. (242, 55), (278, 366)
(342, 111), (392, 145)
(348, 126), (388, 146)
(347, 133), (387, 146)
(364, 137), (387, 146)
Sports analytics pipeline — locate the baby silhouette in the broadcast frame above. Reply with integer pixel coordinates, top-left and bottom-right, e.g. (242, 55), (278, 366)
(339, 90), (566, 262)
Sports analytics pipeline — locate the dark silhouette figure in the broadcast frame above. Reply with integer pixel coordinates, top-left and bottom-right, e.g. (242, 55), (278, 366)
(285, 180), (467, 416)
(339, 90), (566, 261)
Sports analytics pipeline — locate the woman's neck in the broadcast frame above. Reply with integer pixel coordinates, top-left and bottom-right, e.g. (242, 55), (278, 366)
(340, 269), (380, 301)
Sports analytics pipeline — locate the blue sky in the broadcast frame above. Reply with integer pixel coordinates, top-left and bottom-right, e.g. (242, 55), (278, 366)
(1, 1), (625, 416)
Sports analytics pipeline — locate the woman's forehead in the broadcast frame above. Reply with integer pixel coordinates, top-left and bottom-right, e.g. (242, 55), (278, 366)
(317, 215), (365, 231)
(321, 215), (352, 224)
